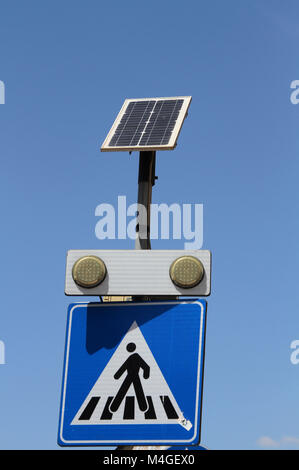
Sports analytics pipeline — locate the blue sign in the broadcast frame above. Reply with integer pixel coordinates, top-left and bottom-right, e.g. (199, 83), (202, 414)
(58, 300), (206, 446)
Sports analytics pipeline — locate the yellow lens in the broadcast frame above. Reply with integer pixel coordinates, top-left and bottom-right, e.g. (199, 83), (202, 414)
(72, 256), (106, 288)
(169, 256), (204, 288)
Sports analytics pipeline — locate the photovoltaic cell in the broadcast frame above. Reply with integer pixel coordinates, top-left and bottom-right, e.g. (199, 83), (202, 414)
(109, 101), (156, 147)
(101, 96), (191, 152)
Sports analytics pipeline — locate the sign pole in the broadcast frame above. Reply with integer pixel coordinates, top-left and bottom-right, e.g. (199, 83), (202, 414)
(118, 151), (160, 450)
(135, 150), (156, 250)
(117, 151), (181, 450)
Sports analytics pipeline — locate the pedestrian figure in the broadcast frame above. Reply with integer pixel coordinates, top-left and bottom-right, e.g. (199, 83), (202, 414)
(109, 342), (150, 413)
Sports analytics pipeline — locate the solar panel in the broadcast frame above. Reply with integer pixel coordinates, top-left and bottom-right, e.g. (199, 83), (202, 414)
(101, 96), (191, 152)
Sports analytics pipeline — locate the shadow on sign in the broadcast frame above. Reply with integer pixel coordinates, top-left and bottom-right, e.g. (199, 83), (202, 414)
(86, 302), (177, 354)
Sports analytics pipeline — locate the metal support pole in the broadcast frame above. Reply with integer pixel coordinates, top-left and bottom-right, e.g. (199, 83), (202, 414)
(135, 151), (156, 250)
(117, 152), (177, 450)
(117, 152), (159, 451)
(117, 151), (177, 450)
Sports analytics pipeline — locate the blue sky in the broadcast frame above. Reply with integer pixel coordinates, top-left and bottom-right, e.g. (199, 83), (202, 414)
(0, 0), (298, 449)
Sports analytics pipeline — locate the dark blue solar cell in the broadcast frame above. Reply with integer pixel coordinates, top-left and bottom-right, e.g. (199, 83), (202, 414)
(108, 99), (184, 147)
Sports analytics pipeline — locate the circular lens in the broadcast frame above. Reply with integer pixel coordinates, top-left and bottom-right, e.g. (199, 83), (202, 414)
(169, 256), (204, 288)
(72, 256), (106, 288)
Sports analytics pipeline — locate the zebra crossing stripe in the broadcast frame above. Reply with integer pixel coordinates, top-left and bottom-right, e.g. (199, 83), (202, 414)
(100, 396), (113, 420)
(77, 394), (180, 422)
(144, 396), (156, 420)
(160, 396), (179, 419)
(123, 396), (134, 420)
(79, 396), (100, 420)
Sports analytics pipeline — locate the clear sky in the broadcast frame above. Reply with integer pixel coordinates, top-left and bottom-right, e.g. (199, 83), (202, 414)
(0, 0), (298, 450)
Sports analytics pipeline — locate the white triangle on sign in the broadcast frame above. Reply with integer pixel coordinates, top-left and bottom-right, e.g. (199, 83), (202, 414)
(71, 321), (192, 430)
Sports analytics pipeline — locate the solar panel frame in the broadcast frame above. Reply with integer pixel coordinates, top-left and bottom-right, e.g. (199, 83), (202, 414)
(101, 96), (192, 152)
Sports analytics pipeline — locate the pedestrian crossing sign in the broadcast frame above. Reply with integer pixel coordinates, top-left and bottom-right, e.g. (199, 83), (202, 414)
(58, 300), (206, 446)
